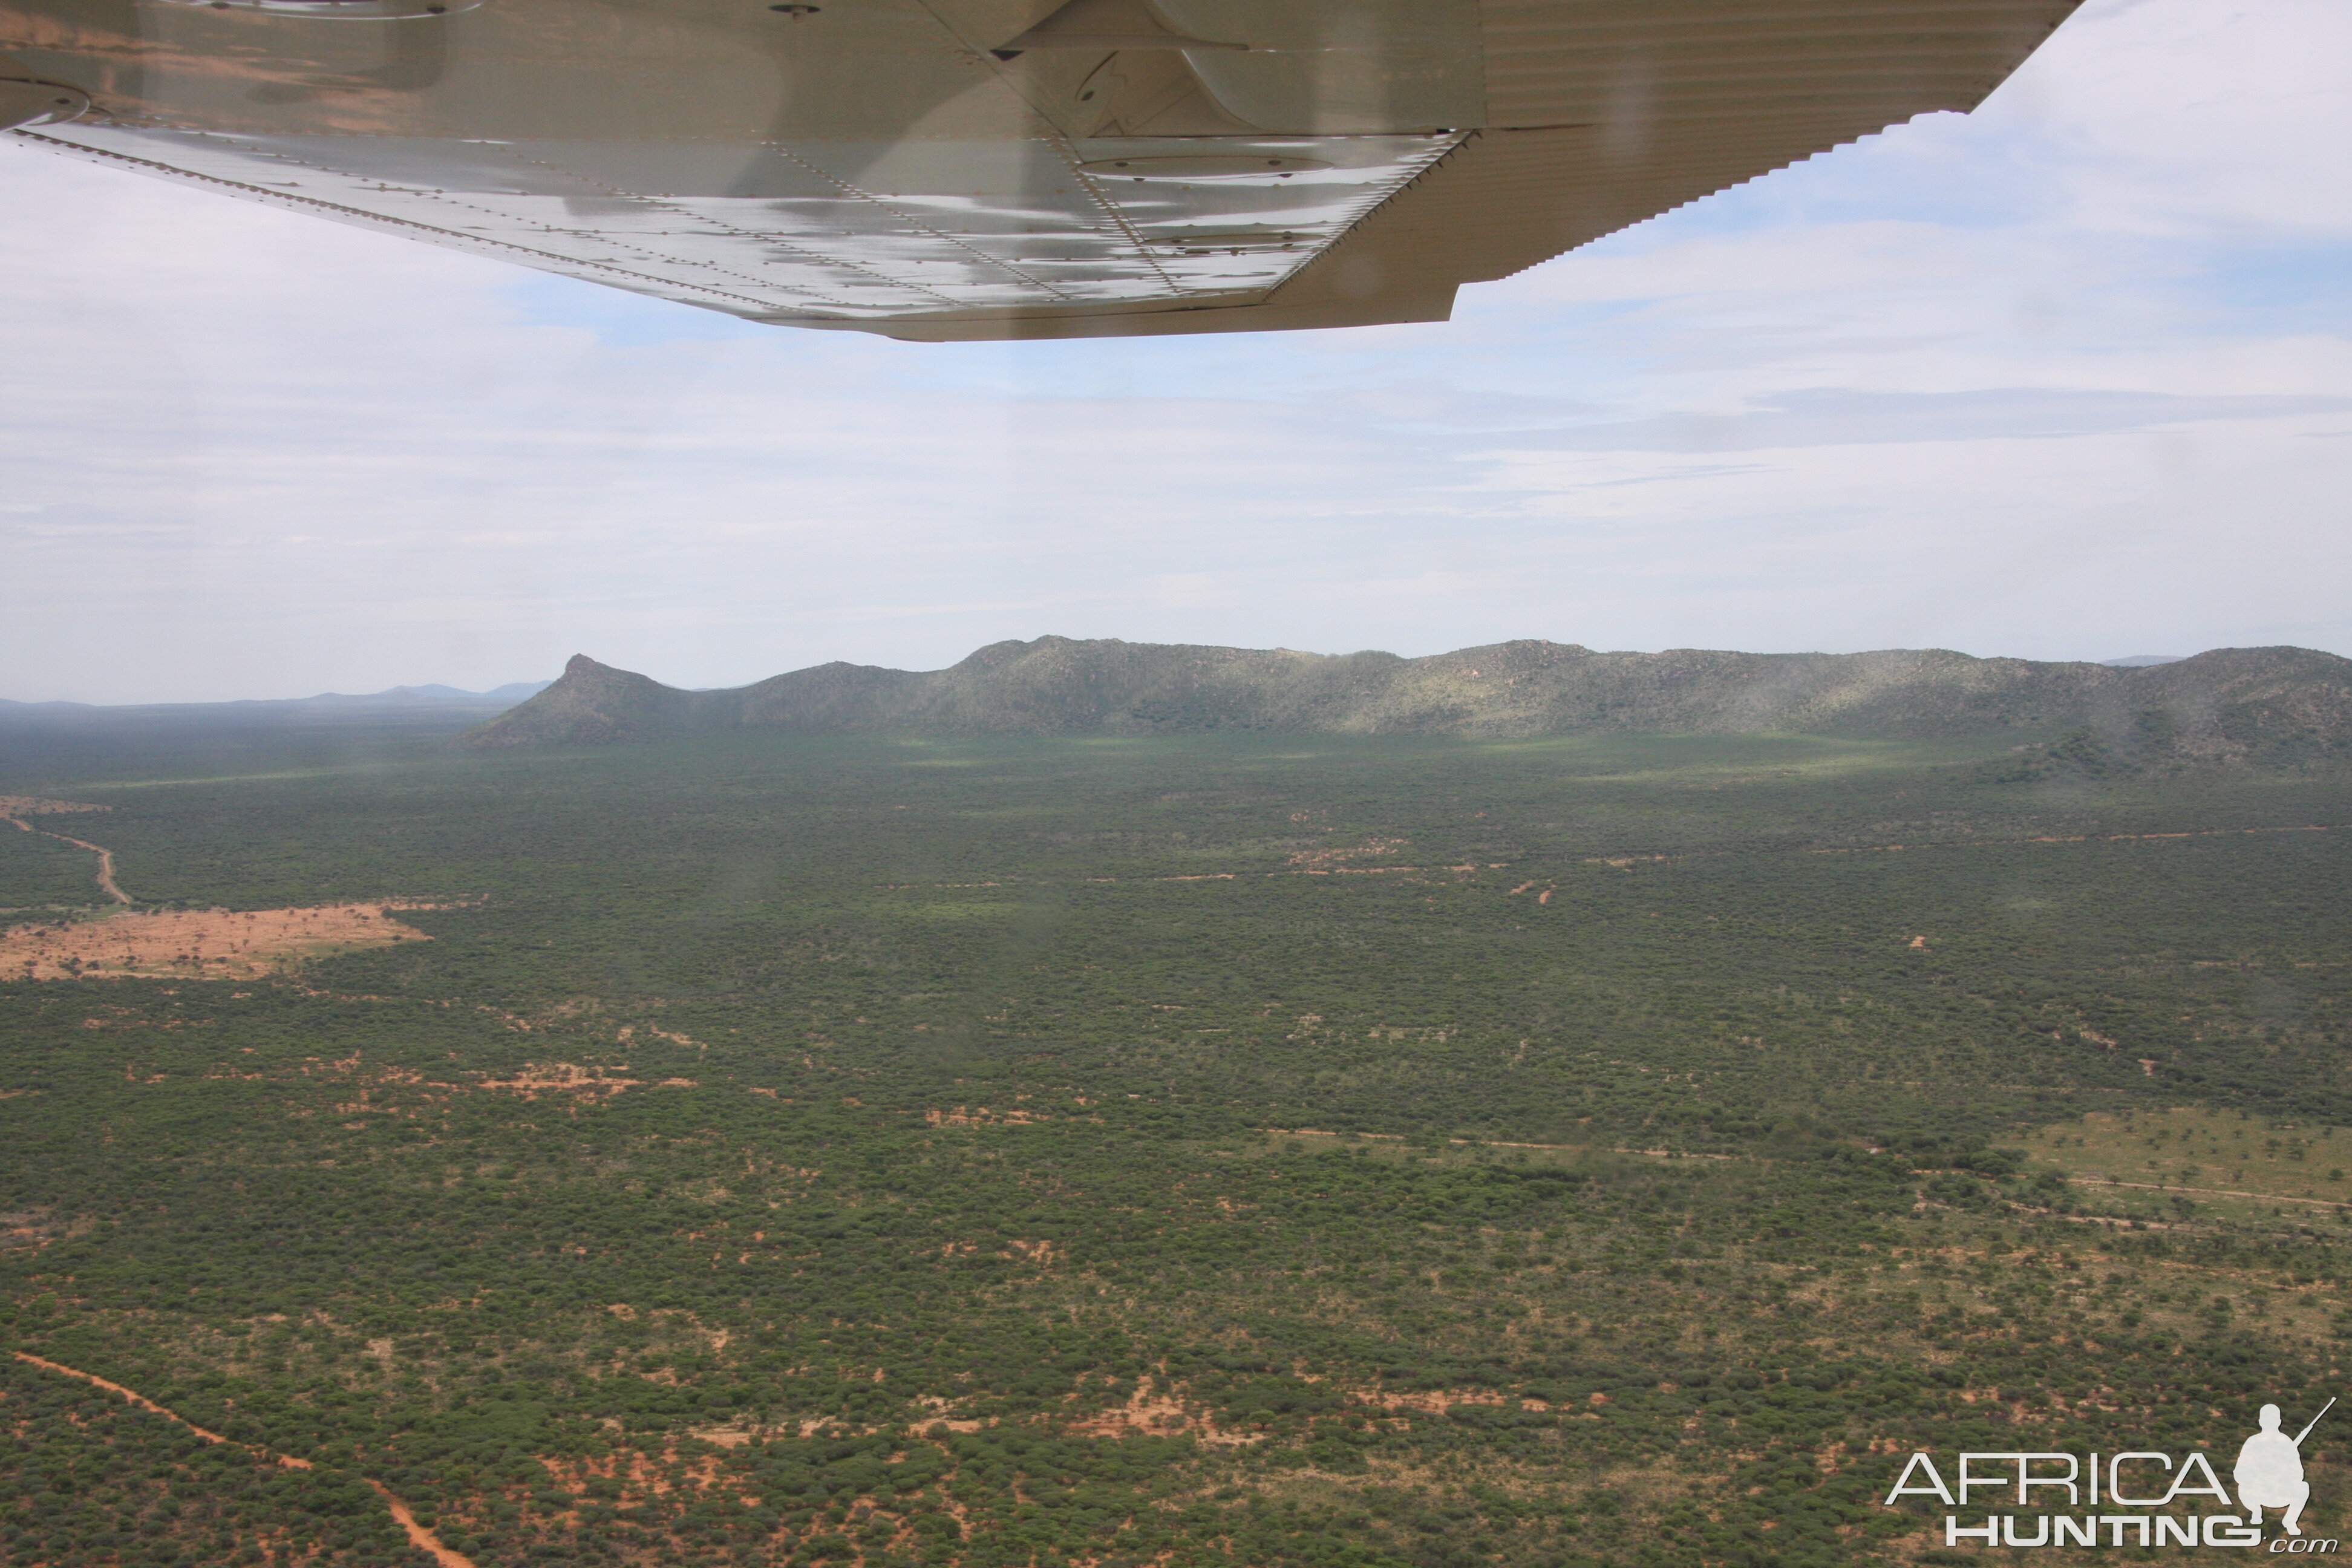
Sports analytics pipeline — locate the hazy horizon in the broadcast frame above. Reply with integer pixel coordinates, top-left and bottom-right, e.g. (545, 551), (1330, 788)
(0, 638), (2239, 710)
(5, 0), (2348, 704)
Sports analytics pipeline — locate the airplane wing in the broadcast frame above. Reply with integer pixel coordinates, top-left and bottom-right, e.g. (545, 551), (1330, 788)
(0, 0), (2083, 341)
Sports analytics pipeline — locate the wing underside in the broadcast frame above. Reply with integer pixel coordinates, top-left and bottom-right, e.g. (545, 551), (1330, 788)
(1, 0), (2083, 340)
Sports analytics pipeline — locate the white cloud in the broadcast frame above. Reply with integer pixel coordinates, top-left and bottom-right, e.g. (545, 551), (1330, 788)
(2, 0), (2348, 702)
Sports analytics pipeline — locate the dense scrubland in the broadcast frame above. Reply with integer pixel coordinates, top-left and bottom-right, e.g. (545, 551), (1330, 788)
(2, 716), (2348, 1568)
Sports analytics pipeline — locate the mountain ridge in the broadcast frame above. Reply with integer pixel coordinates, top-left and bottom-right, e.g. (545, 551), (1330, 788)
(459, 639), (2352, 771)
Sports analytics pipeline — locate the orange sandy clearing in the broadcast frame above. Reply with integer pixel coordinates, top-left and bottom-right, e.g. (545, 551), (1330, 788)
(0, 795), (110, 818)
(1068, 1377), (1249, 1445)
(1285, 837), (1410, 869)
(0, 902), (454, 980)
(1002, 1237), (1063, 1268)
(924, 1105), (1041, 1128)
(477, 1062), (645, 1100)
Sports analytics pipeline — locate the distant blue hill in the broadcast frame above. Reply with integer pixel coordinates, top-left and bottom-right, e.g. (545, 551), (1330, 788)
(288, 682), (554, 708)
(0, 681), (551, 716)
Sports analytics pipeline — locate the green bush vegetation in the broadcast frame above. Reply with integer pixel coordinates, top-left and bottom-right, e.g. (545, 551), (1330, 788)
(2, 722), (2347, 1567)
(0, 826), (109, 910)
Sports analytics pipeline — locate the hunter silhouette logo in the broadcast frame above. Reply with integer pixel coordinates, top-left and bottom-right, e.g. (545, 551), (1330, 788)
(2241, 1399), (2333, 1537)
(1882, 1398), (2337, 1550)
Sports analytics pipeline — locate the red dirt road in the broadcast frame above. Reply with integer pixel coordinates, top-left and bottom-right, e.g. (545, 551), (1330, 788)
(11, 1351), (477, 1567)
(3, 809), (131, 904)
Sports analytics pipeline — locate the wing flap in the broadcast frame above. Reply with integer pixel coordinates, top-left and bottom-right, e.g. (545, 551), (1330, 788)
(1253, 0), (2080, 318)
(4, 0), (2083, 338)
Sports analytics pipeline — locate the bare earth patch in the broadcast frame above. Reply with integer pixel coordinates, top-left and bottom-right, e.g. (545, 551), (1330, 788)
(0, 795), (111, 818)
(0, 1209), (71, 1250)
(1285, 837), (1411, 869)
(1068, 1377), (1244, 1445)
(924, 1105), (1041, 1128)
(477, 1062), (645, 1100)
(1, 902), (452, 980)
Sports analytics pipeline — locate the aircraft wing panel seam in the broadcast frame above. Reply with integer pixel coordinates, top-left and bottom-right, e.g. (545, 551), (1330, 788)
(1055, 142), (1195, 297)
(256, 155), (882, 312)
(1255, 131), (1472, 309)
(485, 142), (975, 312)
(760, 141), (1102, 304)
(9, 127), (826, 318)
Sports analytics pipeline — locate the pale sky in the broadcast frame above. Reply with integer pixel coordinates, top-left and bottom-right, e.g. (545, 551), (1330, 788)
(3, 0), (2348, 704)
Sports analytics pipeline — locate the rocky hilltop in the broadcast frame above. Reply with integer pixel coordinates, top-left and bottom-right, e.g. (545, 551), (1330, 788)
(457, 639), (2352, 769)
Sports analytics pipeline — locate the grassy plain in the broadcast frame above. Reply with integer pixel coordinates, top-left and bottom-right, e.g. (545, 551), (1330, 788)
(2, 718), (2349, 1568)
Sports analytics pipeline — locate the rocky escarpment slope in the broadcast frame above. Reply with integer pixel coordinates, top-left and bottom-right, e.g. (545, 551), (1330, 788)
(459, 639), (2352, 770)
